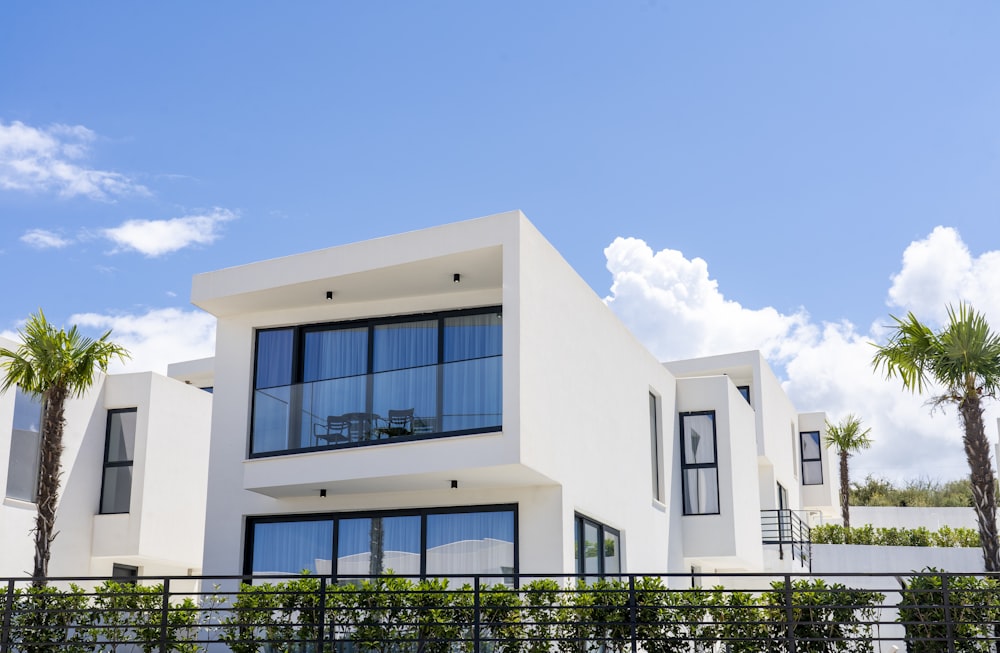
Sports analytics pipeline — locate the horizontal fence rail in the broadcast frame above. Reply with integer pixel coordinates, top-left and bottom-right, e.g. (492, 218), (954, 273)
(1, 571), (998, 653)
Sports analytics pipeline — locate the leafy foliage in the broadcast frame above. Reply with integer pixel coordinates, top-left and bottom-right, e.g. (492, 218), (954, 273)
(812, 523), (982, 548)
(898, 569), (1000, 653)
(850, 475), (979, 507)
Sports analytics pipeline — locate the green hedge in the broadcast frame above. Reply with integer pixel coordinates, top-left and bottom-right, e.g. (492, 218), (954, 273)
(26, 573), (1000, 653)
(811, 523), (981, 547)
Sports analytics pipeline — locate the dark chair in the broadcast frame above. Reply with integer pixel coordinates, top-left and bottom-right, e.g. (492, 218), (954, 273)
(315, 415), (349, 445)
(383, 408), (415, 437)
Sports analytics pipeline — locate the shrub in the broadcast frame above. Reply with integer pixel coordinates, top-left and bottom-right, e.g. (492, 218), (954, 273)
(811, 524), (981, 548)
(897, 568), (1000, 653)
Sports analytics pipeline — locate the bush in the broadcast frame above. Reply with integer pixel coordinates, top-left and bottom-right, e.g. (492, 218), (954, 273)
(811, 523), (981, 548)
(760, 578), (884, 653)
(897, 568), (1000, 653)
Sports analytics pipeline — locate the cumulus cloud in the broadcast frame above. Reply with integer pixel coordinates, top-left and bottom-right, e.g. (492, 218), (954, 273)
(69, 308), (216, 374)
(603, 238), (816, 363)
(887, 226), (1000, 327)
(0, 119), (148, 200)
(20, 228), (72, 249)
(604, 229), (1000, 483)
(102, 208), (237, 257)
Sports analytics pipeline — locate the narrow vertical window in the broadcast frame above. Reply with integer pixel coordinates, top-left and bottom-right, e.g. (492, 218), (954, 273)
(680, 411), (720, 515)
(5, 388), (43, 502)
(737, 385), (751, 405)
(800, 431), (823, 485)
(649, 392), (663, 502)
(100, 409), (137, 514)
(252, 328), (296, 454)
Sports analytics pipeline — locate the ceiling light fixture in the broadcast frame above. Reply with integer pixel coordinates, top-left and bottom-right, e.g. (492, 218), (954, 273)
(325, 291), (334, 300)
(453, 273), (461, 283)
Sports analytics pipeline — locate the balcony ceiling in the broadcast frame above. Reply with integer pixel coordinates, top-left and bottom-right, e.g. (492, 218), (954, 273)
(193, 246), (503, 317)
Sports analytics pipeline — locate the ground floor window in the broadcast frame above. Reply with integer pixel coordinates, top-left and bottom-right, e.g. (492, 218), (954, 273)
(574, 514), (621, 575)
(245, 505), (516, 579)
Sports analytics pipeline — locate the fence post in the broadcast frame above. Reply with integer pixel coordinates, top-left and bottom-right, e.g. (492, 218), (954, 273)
(317, 576), (328, 653)
(628, 575), (637, 653)
(159, 577), (171, 653)
(783, 574), (795, 653)
(473, 576), (481, 653)
(0, 579), (14, 653)
(941, 574), (955, 653)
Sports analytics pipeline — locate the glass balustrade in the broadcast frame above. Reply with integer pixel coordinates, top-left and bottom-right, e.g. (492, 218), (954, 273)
(251, 355), (502, 456)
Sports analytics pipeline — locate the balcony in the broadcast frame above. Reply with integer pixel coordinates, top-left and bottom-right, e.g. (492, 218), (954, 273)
(251, 354), (502, 456)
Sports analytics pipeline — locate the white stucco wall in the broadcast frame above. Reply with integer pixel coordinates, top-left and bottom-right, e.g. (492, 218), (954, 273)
(514, 216), (678, 574)
(811, 543), (985, 573)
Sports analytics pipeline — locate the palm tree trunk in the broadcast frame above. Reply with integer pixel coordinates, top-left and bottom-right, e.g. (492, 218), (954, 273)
(958, 392), (1000, 572)
(839, 450), (851, 543)
(32, 385), (67, 585)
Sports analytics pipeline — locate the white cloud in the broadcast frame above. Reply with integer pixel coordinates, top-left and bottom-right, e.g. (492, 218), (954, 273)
(603, 237), (816, 363)
(0, 119), (148, 200)
(69, 308), (216, 374)
(604, 230), (1000, 484)
(102, 208), (237, 257)
(887, 226), (1000, 327)
(20, 228), (72, 249)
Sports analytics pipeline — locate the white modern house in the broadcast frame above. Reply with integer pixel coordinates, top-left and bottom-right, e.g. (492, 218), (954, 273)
(0, 338), (213, 579)
(668, 351), (838, 573)
(193, 211), (838, 579)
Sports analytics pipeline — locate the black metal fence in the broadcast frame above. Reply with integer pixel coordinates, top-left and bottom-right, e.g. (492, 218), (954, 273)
(1, 571), (998, 653)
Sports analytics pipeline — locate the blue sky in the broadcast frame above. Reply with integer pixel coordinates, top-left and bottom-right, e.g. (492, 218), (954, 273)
(2, 2), (999, 482)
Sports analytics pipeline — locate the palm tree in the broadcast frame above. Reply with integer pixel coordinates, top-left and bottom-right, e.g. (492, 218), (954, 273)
(872, 303), (1000, 571)
(824, 414), (872, 539)
(0, 311), (129, 583)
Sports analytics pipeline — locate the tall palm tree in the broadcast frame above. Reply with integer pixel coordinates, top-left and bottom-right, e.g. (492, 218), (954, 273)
(824, 414), (872, 539)
(0, 311), (129, 583)
(872, 303), (1000, 571)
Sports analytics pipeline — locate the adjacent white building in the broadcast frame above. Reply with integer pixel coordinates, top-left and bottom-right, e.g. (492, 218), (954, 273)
(0, 338), (213, 579)
(192, 211), (837, 579)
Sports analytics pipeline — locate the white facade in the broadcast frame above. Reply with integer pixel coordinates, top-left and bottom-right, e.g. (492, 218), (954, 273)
(0, 337), (213, 579)
(666, 350), (837, 572)
(194, 211), (836, 579)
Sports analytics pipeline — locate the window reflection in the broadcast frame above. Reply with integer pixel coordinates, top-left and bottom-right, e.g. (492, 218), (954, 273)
(247, 507), (516, 579)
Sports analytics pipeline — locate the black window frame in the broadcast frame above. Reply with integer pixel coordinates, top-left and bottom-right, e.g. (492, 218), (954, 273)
(250, 306), (503, 458)
(679, 410), (721, 516)
(799, 430), (824, 485)
(243, 503), (518, 579)
(574, 513), (621, 576)
(737, 385), (751, 405)
(99, 408), (138, 515)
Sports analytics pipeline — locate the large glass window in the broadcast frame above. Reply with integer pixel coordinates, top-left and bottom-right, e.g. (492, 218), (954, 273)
(6, 388), (43, 502)
(574, 514), (621, 576)
(100, 409), (137, 514)
(680, 411), (720, 515)
(800, 431), (823, 485)
(251, 307), (503, 456)
(246, 505), (516, 578)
